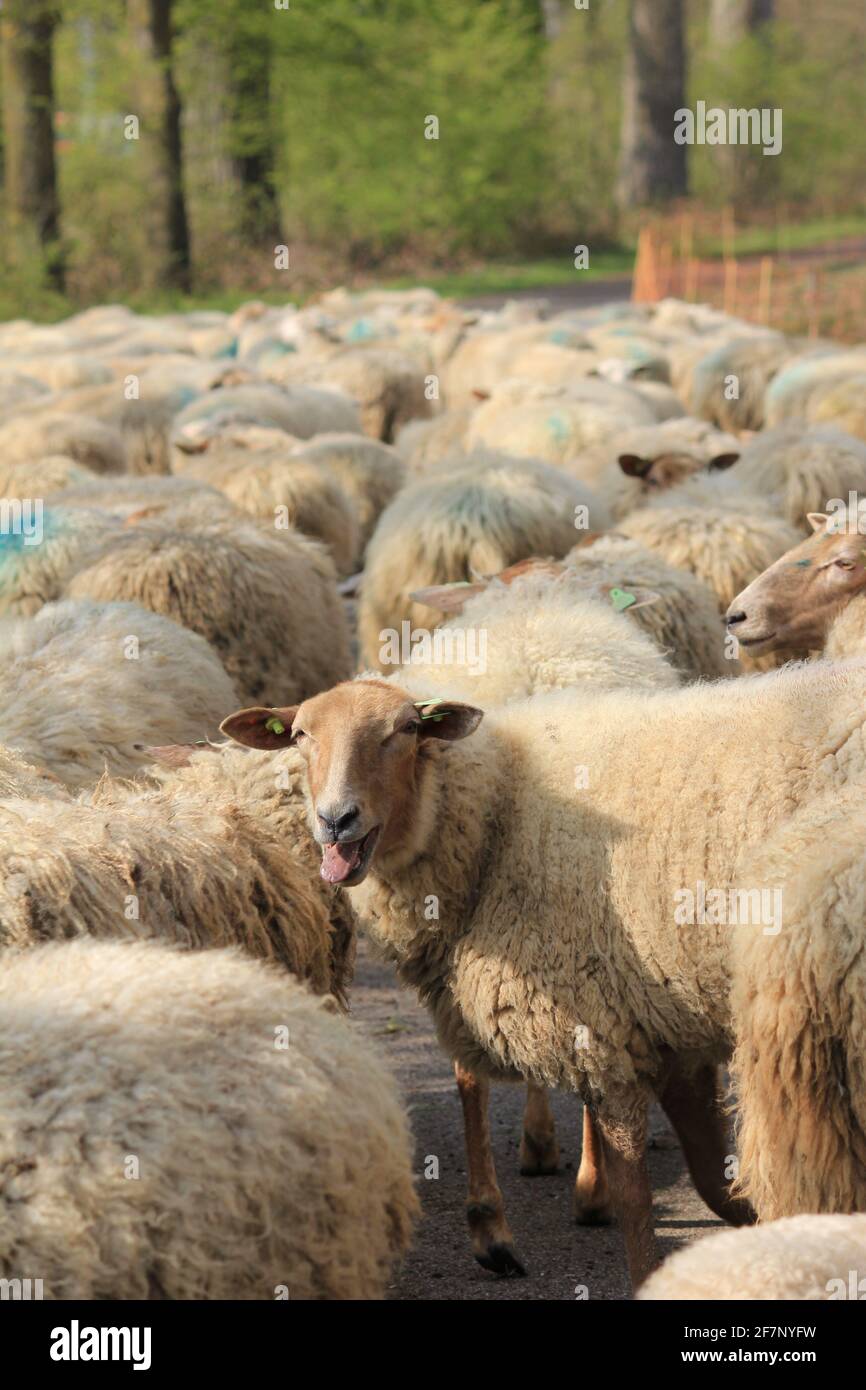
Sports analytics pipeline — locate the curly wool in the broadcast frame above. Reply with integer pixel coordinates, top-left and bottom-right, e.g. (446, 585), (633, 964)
(176, 444), (359, 578)
(734, 424), (866, 532)
(47, 472), (238, 523)
(0, 939), (417, 1299)
(0, 780), (337, 997)
(638, 1215), (866, 1300)
(464, 379), (657, 464)
(0, 599), (238, 791)
(396, 572), (680, 705)
(0, 454), (95, 496)
(687, 334), (794, 431)
(291, 433), (406, 558)
(65, 514), (352, 706)
(563, 534), (736, 679)
(0, 505), (122, 618)
(147, 741), (357, 1006)
(170, 382), (360, 462)
(730, 786), (866, 1220)
(350, 659), (866, 1127)
(268, 344), (433, 442)
(359, 450), (608, 670)
(0, 411), (126, 473)
(0, 744), (69, 800)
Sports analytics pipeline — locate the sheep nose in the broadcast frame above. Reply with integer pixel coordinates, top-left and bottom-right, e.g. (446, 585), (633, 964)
(318, 804), (361, 841)
(726, 609), (747, 627)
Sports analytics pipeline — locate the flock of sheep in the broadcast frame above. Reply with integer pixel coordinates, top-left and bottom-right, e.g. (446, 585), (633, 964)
(1, 285), (866, 1300)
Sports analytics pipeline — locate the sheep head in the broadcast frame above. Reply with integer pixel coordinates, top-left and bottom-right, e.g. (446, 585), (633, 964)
(726, 510), (866, 655)
(221, 680), (483, 886)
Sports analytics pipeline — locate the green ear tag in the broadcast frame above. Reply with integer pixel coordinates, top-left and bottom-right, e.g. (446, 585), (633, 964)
(610, 587), (636, 612)
(414, 697), (446, 721)
(265, 717), (286, 735)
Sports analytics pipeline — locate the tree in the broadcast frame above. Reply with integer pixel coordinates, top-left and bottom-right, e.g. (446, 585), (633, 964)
(710, 0), (774, 44)
(128, 0), (191, 291)
(223, 12), (281, 241)
(0, 0), (63, 287)
(616, 0), (688, 210)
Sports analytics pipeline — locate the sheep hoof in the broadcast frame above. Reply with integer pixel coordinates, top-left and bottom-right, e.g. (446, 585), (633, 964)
(572, 1199), (613, 1227)
(519, 1131), (560, 1176)
(476, 1243), (528, 1278)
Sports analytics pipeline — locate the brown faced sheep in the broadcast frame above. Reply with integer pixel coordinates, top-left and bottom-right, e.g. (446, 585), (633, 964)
(223, 659), (866, 1288)
(0, 938), (417, 1298)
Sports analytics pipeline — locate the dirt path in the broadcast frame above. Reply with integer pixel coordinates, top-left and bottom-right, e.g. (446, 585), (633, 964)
(351, 935), (728, 1301)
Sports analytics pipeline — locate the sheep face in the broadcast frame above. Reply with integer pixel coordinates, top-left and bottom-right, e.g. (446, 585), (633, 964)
(726, 511), (866, 655)
(221, 680), (483, 886)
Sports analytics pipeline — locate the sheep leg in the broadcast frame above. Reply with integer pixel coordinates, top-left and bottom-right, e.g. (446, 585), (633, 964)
(573, 1104), (613, 1225)
(454, 1060), (527, 1277)
(657, 1059), (756, 1227)
(519, 1079), (560, 1175)
(596, 1098), (659, 1291)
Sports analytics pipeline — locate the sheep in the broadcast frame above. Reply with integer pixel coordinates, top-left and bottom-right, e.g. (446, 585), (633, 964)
(0, 938), (417, 1299)
(358, 449), (608, 671)
(221, 657), (866, 1287)
(268, 345), (433, 442)
(729, 786), (866, 1222)
(2, 353), (114, 392)
(143, 739), (357, 1002)
(618, 488), (801, 615)
(401, 566), (681, 702)
(724, 508), (866, 661)
(0, 773), (340, 996)
(171, 434), (359, 577)
(421, 537), (733, 681)
(169, 382), (360, 464)
(465, 379), (657, 464)
(570, 417), (741, 519)
(686, 333), (794, 431)
(45, 471), (238, 524)
(0, 744), (69, 801)
(0, 505), (122, 618)
(638, 1214), (866, 1300)
(290, 433), (406, 558)
(807, 373), (866, 444)
(64, 514), (353, 707)
(0, 598), (238, 791)
(0, 411), (126, 473)
(0, 454), (95, 497)
(0, 371), (51, 412)
(764, 348), (866, 427)
(395, 408), (474, 472)
(733, 424), (866, 533)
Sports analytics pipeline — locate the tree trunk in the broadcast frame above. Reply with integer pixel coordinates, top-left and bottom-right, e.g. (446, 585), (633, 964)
(128, 0), (191, 291)
(710, 0), (774, 44)
(617, 0), (688, 210)
(225, 31), (281, 242)
(0, 0), (63, 288)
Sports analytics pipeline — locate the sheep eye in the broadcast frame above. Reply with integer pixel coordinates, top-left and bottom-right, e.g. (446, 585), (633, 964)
(403, 721), (421, 734)
(835, 559), (855, 570)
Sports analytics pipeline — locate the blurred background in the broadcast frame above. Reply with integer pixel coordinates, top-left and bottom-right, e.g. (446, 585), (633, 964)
(0, 0), (864, 333)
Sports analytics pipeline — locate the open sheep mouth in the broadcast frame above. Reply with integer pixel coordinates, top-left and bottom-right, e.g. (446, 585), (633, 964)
(320, 826), (380, 886)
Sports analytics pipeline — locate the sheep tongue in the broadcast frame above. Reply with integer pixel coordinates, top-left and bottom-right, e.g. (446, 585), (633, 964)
(321, 840), (362, 884)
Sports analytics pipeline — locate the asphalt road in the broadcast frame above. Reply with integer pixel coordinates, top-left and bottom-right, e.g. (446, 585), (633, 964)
(459, 276), (633, 314)
(351, 935), (727, 1302)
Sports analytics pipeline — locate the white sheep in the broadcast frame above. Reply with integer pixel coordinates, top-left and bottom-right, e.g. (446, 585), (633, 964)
(222, 656), (866, 1287)
(0, 598), (238, 790)
(64, 513), (353, 707)
(639, 1215), (866, 1300)
(0, 938), (417, 1298)
(733, 424), (866, 533)
(358, 449), (608, 670)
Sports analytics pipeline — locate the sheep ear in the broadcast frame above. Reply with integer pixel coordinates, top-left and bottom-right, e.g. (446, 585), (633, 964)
(415, 701), (484, 742)
(708, 452), (740, 470)
(410, 582), (486, 612)
(219, 705), (300, 749)
(807, 512), (830, 534)
(618, 454), (652, 479)
(143, 743), (199, 768)
(337, 571), (363, 597)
